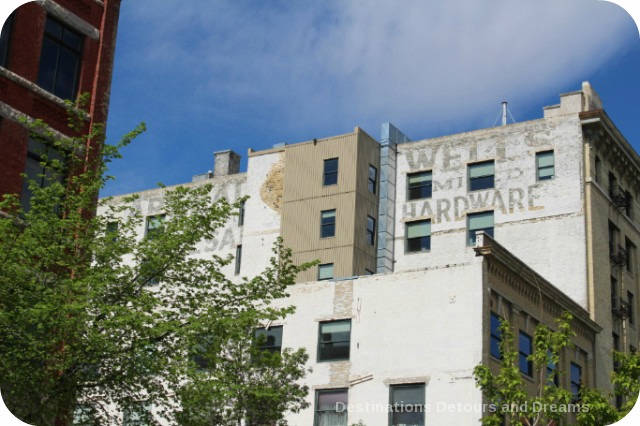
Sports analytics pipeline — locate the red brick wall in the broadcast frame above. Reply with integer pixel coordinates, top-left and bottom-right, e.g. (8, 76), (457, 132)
(0, 0), (122, 199)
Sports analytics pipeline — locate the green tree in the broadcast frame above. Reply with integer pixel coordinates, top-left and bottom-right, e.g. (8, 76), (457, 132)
(0, 100), (311, 425)
(474, 312), (639, 426)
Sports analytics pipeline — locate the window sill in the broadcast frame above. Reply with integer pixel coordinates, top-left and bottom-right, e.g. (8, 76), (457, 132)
(407, 196), (433, 202)
(317, 358), (350, 364)
(404, 249), (431, 255)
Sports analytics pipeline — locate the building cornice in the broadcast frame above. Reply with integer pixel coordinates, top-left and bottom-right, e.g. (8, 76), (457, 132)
(474, 232), (602, 335)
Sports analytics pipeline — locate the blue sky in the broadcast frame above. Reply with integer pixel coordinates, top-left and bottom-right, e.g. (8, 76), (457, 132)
(101, 0), (639, 197)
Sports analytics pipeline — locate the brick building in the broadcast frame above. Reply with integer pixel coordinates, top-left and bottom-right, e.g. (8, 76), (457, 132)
(0, 0), (122, 210)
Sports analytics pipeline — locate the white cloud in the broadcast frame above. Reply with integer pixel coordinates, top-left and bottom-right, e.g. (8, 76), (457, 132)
(120, 0), (635, 138)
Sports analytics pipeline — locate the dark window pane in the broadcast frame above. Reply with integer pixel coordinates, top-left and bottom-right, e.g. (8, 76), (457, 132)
(44, 17), (63, 39)
(407, 172), (432, 200)
(407, 236), (430, 252)
(469, 175), (494, 191)
(323, 158), (338, 185)
(390, 384), (425, 426)
(490, 313), (502, 359)
(38, 17), (82, 100)
(255, 326), (283, 353)
(63, 27), (83, 51)
(54, 45), (80, 99)
(38, 37), (59, 92)
(321, 209), (336, 238)
(519, 332), (533, 376)
(318, 320), (351, 361)
(0, 13), (15, 67)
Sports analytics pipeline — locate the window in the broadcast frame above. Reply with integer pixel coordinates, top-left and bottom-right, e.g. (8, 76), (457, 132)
(254, 326), (283, 353)
(626, 238), (636, 274)
(314, 389), (347, 426)
(366, 215), (376, 246)
(490, 312), (502, 360)
(595, 156), (601, 183)
(368, 165), (377, 194)
(38, 16), (83, 100)
(145, 214), (165, 239)
(73, 404), (97, 426)
(546, 350), (559, 386)
(608, 221), (619, 256)
(122, 401), (151, 426)
(321, 209), (336, 238)
(468, 160), (495, 191)
(536, 150), (555, 180)
(235, 245), (242, 275)
(20, 138), (66, 212)
(609, 172), (617, 199)
(189, 334), (215, 371)
(323, 158), (338, 186)
(106, 222), (118, 242)
(467, 211), (494, 246)
(407, 171), (432, 200)
(317, 319), (351, 362)
(238, 200), (245, 226)
(611, 276), (618, 310)
(519, 331), (533, 377)
(406, 220), (431, 252)
(318, 263), (334, 281)
(570, 363), (582, 400)
(628, 292), (635, 325)
(625, 191), (633, 219)
(389, 384), (425, 426)
(0, 12), (14, 67)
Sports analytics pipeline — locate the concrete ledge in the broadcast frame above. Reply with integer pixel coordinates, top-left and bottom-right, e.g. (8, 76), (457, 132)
(0, 100), (71, 142)
(37, 0), (100, 40)
(0, 66), (89, 119)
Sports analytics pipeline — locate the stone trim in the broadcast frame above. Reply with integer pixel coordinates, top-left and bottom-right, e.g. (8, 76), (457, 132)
(0, 100), (70, 142)
(0, 66), (89, 119)
(382, 376), (430, 386)
(37, 0), (100, 40)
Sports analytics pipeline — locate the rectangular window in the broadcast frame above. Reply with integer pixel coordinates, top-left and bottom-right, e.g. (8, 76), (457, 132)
(368, 165), (377, 194)
(536, 150), (555, 180)
(318, 263), (334, 281)
(467, 211), (494, 246)
(145, 214), (166, 239)
(519, 331), (533, 377)
(609, 172), (617, 198)
(235, 245), (242, 275)
(0, 12), (15, 67)
(468, 160), (495, 191)
(626, 238), (636, 274)
(570, 363), (582, 400)
(314, 389), (347, 426)
(321, 209), (336, 238)
(366, 215), (376, 246)
(318, 319), (351, 362)
(323, 158), (338, 186)
(608, 221), (619, 256)
(628, 291), (635, 325)
(406, 220), (431, 252)
(490, 312), (502, 360)
(595, 156), (601, 183)
(407, 171), (432, 200)
(38, 16), (83, 100)
(625, 191), (633, 219)
(20, 138), (66, 212)
(189, 334), (215, 371)
(611, 277), (618, 310)
(106, 222), (118, 242)
(122, 401), (151, 426)
(389, 383), (425, 426)
(546, 350), (559, 386)
(238, 200), (245, 226)
(254, 326), (283, 353)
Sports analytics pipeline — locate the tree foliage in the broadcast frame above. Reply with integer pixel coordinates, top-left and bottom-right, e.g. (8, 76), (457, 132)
(0, 99), (311, 425)
(474, 312), (639, 426)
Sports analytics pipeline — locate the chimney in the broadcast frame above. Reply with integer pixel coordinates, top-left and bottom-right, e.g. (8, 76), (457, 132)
(213, 150), (241, 176)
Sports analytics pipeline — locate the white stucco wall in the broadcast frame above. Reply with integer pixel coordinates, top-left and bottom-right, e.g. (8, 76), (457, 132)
(275, 260), (485, 426)
(394, 114), (589, 308)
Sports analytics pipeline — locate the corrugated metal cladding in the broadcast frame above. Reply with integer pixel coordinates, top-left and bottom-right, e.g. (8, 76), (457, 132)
(281, 128), (380, 282)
